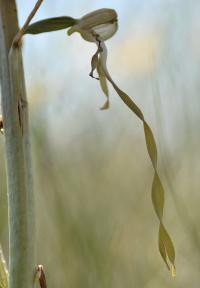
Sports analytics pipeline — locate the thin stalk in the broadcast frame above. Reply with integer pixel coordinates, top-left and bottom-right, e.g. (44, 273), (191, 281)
(13, 0), (44, 47)
(0, 1), (36, 288)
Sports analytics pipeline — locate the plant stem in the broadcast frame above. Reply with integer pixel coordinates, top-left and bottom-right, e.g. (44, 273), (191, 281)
(0, 1), (36, 288)
(13, 0), (44, 47)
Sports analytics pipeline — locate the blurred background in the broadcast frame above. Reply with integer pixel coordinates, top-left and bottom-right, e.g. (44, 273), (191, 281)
(1, 0), (200, 287)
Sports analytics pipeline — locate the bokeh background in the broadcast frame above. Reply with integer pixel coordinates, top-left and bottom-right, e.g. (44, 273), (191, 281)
(1, 0), (200, 287)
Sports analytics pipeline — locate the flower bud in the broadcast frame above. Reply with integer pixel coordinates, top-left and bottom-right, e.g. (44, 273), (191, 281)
(67, 8), (118, 42)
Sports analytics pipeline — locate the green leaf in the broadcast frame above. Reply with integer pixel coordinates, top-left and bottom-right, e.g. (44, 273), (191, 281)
(24, 17), (77, 35)
(0, 246), (8, 288)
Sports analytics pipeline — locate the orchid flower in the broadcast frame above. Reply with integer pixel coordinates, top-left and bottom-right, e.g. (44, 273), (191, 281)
(25, 8), (176, 276)
(67, 8), (176, 276)
(67, 8), (118, 109)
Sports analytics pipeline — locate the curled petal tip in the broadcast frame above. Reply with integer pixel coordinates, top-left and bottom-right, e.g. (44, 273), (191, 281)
(100, 100), (109, 110)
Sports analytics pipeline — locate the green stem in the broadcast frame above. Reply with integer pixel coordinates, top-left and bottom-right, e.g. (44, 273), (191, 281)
(0, 1), (36, 287)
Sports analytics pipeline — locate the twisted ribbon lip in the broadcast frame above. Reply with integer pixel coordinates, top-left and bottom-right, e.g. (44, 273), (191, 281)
(91, 39), (176, 275)
(21, 6), (176, 275)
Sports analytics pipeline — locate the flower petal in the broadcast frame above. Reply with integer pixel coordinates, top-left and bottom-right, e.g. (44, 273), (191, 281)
(68, 8), (118, 42)
(98, 41), (176, 275)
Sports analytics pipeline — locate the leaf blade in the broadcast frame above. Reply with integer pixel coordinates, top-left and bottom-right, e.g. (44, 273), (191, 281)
(25, 17), (77, 34)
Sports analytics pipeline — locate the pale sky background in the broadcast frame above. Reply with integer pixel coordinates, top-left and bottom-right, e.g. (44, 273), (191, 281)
(12, 0), (200, 153)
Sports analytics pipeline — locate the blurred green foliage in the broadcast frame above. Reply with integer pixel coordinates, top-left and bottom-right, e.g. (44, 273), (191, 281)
(0, 245), (8, 288)
(1, 103), (200, 287)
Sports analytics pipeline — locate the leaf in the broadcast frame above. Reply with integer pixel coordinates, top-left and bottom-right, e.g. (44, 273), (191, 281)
(0, 246), (8, 288)
(24, 17), (77, 34)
